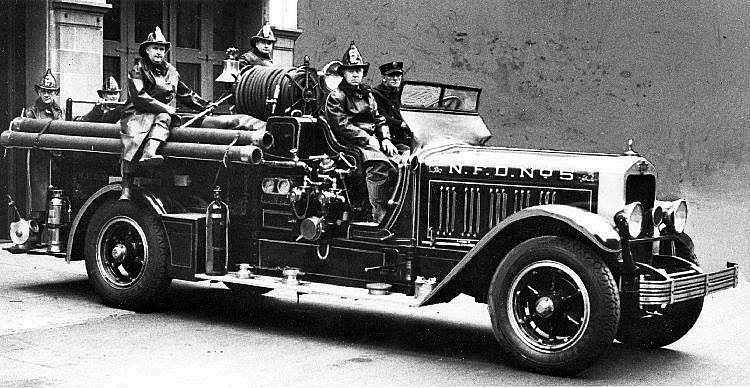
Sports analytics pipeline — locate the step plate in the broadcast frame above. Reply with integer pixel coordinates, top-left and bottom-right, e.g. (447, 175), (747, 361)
(195, 273), (421, 307)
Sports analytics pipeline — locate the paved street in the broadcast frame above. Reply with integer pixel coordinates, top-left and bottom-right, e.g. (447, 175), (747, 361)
(0, 241), (748, 387)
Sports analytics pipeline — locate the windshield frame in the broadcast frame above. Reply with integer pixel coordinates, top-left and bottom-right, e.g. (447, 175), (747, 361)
(400, 80), (482, 114)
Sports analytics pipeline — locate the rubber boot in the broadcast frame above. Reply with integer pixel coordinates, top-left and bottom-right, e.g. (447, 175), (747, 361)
(119, 161), (133, 201)
(139, 138), (164, 167)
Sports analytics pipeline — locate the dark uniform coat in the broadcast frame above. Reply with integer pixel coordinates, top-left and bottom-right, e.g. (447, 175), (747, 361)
(325, 81), (392, 163)
(78, 103), (123, 123)
(238, 47), (273, 68)
(372, 83), (413, 150)
(120, 59), (207, 161)
(24, 98), (64, 120)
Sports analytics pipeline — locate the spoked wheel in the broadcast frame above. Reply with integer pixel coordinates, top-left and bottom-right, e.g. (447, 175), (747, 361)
(85, 200), (171, 310)
(96, 217), (148, 287)
(507, 260), (591, 353)
(488, 236), (620, 376)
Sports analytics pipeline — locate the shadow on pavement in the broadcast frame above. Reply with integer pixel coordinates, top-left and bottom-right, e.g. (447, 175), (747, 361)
(15, 278), (96, 303)
(159, 281), (505, 366)
(13, 276), (713, 381)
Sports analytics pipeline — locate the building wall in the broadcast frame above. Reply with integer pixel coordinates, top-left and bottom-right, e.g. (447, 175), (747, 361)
(294, 0), (749, 193)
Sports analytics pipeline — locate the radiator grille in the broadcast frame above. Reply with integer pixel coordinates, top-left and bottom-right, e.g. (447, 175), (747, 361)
(428, 181), (594, 240)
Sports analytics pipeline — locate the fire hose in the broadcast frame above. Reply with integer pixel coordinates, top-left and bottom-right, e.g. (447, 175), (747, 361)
(234, 65), (323, 120)
(0, 118), (263, 164)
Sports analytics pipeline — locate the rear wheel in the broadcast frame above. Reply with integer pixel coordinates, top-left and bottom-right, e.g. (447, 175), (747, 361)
(84, 200), (171, 310)
(488, 236), (620, 376)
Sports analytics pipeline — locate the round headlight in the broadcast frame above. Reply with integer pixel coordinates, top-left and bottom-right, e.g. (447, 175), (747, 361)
(261, 178), (276, 194)
(276, 179), (292, 195)
(615, 202), (643, 239)
(670, 200), (688, 233)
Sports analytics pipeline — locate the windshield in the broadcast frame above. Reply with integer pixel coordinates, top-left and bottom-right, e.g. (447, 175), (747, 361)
(401, 82), (480, 113)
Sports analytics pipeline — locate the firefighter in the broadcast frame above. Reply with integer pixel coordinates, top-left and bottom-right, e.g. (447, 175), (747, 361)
(238, 22), (275, 68)
(22, 69), (63, 223)
(119, 26), (208, 200)
(76, 76), (124, 123)
(372, 61), (413, 152)
(24, 69), (63, 120)
(325, 41), (398, 223)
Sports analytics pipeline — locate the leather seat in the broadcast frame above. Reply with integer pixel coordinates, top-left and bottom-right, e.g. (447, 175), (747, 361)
(318, 116), (364, 171)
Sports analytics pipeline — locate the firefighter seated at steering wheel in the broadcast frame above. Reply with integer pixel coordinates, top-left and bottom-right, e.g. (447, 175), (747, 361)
(324, 41), (405, 223)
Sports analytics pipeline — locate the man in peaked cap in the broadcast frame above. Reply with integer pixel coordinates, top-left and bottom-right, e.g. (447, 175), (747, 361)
(325, 41), (399, 223)
(119, 26), (208, 200)
(77, 75), (124, 123)
(372, 61), (413, 152)
(24, 69), (64, 120)
(238, 22), (276, 68)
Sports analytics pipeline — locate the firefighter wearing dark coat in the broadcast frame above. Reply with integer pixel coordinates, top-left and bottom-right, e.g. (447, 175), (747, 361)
(77, 76), (124, 123)
(325, 41), (399, 223)
(119, 26), (208, 200)
(24, 69), (64, 120)
(372, 61), (413, 152)
(238, 22), (275, 68)
(22, 69), (64, 220)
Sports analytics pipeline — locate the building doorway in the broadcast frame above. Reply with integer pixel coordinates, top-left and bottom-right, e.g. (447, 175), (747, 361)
(0, 1), (26, 240)
(103, 0), (262, 103)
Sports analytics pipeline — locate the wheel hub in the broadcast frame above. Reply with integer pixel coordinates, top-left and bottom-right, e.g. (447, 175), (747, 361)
(535, 296), (555, 318)
(110, 243), (128, 264)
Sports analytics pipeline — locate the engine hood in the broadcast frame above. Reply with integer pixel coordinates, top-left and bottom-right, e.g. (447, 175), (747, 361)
(414, 142), (655, 220)
(416, 143), (648, 173)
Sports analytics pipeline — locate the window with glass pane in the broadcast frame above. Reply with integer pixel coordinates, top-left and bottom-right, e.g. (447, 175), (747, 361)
(103, 56), (121, 91)
(212, 64), (232, 113)
(134, 0), (164, 43)
(177, 62), (201, 95)
(177, 0), (201, 49)
(103, 0), (121, 41)
(213, 1), (239, 52)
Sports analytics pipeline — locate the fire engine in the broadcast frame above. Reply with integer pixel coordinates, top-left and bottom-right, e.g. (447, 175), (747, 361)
(0, 56), (739, 375)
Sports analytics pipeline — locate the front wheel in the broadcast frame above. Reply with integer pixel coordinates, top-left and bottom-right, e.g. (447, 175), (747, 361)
(84, 200), (172, 310)
(488, 236), (620, 376)
(616, 248), (703, 348)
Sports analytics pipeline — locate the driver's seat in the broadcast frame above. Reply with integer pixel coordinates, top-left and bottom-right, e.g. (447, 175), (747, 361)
(318, 116), (363, 171)
(318, 117), (371, 220)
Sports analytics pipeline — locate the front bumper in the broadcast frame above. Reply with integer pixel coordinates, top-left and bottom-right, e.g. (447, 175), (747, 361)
(637, 257), (738, 308)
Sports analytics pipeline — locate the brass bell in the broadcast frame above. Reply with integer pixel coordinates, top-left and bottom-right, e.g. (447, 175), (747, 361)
(215, 47), (240, 84)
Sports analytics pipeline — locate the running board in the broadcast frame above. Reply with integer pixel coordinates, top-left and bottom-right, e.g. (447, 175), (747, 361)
(195, 273), (422, 307)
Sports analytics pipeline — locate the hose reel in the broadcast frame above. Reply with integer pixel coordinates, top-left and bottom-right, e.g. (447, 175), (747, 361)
(233, 62), (324, 120)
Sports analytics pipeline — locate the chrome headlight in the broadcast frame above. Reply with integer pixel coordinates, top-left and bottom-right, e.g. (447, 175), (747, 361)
(261, 178), (277, 194)
(663, 199), (688, 234)
(615, 202), (644, 239)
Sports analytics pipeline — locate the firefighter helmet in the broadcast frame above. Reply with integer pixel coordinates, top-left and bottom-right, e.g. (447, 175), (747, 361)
(138, 26), (171, 58)
(337, 41), (369, 77)
(34, 69), (60, 93)
(250, 22), (277, 44)
(97, 76), (121, 98)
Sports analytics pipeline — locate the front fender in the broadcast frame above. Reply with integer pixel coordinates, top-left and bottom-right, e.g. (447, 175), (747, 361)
(418, 205), (622, 306)
(66, 184), (168, 262)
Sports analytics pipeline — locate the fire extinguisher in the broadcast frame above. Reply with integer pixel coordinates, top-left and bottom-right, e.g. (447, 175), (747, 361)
(205, 186), (230, 275)
(46, 188), (70, 254)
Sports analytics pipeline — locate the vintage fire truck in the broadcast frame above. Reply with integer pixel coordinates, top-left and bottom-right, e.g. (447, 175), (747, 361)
(0, 58), (739, 375)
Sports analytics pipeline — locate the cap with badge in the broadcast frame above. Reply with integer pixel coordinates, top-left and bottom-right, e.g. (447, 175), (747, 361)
(379, 61), (403, 76)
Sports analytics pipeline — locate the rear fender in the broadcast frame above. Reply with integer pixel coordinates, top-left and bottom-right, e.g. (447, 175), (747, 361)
(66, 184), (168, 262)
(418, 204), (622, 306)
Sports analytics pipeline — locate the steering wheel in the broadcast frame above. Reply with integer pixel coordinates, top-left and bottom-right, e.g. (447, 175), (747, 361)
(439, 96), (463, 110)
